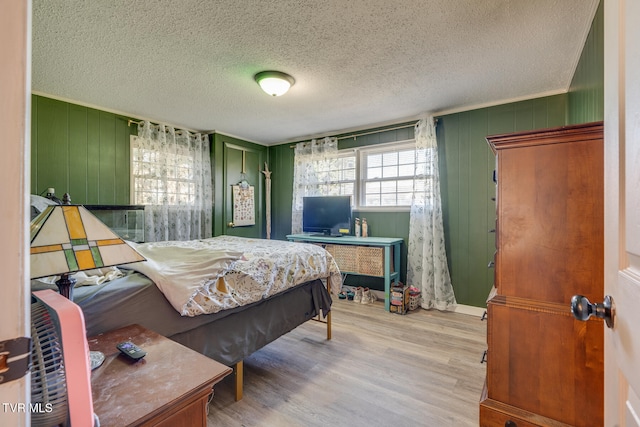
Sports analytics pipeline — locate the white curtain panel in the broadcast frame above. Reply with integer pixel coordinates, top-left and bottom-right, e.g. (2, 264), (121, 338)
(291, 137), (339, 233)
(134, 121), (212, 242)
(407, 117), (457, 310)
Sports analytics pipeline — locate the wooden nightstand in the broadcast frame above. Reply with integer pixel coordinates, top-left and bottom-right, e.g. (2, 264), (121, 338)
(88, 324), (232, 427)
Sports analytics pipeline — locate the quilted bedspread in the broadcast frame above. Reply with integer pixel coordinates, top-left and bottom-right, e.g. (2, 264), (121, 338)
(127, 235), (341, 317)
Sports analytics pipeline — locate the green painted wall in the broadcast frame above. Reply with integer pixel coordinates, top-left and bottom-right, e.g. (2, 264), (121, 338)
(438, 95), (568, 307)
(30, 95), (266, 239)
(268, 142), (295, 240)
(211, 133), (268, 238)
(31, 95), (135, 204)
(568, 1), (604, 124)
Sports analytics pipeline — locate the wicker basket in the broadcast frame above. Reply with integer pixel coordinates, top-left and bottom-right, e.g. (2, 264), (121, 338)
(356, 246), (385, 276)
(325, 244), (358, 272)
(326, 244), (393, 277)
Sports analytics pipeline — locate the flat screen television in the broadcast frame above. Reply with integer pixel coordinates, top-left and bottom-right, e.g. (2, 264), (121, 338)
(303, 195), (352, 236)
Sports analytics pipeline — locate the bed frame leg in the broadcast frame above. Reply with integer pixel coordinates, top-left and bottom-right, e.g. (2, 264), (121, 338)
(326, 275), (332, 340)
(234, 361), (243, 401)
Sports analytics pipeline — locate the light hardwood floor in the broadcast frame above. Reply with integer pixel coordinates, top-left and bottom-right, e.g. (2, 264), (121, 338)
(207, 298), (487, 427)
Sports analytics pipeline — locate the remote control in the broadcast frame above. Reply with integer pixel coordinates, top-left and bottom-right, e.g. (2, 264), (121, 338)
(116, 341), (147, 361)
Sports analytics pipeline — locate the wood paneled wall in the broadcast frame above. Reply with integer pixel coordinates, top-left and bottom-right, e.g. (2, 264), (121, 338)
(438, 95), (568, 307)
(30, 95), (269, 240)
(31, 95), (134, 205)
(211, 133), (268, 239)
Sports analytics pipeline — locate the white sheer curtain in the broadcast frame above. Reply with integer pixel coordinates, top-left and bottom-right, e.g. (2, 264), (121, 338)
(407, 117), (457, 310)
(132, 121), (212, 242)
(291, 137), (339, 233)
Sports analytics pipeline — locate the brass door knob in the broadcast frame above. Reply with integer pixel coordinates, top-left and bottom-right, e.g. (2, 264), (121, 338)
(227, 222), (235, 227)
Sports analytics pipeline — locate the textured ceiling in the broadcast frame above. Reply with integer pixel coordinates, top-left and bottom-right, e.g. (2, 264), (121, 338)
(32, 0), (599, 145)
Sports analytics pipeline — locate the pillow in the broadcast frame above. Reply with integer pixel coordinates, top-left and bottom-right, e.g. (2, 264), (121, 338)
(30, 194), (59, 220)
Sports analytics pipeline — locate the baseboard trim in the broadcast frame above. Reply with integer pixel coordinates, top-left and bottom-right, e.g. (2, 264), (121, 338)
(344, 287), (486, 318)
(454, 304), (486, 318)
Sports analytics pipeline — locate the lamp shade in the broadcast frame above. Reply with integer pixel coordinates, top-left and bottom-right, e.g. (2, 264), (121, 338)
(30, 205), (145, 279)
(254, 71), (295, 96)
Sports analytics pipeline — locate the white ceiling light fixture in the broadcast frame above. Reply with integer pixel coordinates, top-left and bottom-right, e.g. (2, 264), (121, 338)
(254, 71), (295, 96)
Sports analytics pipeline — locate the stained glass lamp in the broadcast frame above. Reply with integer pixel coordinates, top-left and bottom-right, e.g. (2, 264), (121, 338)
(30, 205), (146, 299)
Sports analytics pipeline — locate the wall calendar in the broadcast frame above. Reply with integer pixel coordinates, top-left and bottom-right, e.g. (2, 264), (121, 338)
(232, 184), (255, 226)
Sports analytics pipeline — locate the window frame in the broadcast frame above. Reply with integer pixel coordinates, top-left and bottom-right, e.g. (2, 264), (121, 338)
(336, 139), (418, 212)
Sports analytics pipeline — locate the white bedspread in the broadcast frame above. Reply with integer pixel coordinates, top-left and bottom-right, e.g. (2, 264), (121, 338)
(127, 236), (341, 317)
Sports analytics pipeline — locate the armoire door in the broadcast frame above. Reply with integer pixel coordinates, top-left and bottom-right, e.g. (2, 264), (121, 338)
(481, 122), (604, 427)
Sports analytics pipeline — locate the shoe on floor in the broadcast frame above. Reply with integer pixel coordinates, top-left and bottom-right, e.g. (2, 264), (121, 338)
(353, 287), (364, 303)
(361, 288), (377, 304)
(369, 290), (378, 303)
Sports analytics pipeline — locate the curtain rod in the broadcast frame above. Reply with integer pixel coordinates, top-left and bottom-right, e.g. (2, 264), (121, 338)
(289, 119), (439, 148)
(127, 119), (204, 136)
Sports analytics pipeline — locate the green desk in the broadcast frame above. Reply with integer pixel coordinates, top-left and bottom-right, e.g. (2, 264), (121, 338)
(286, 234), (403, 311)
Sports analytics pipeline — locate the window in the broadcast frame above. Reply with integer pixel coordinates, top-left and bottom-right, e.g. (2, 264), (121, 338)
(317, 152), (356, 197)
(335, 140), (424, 209)
(130, 135), (197, 205)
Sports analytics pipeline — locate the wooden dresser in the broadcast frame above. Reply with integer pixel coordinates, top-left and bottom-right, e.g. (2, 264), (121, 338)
(479, 122), (604, 426)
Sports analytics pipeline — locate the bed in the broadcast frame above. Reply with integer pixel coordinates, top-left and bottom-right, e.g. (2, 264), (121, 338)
(31, 232), (340, 400)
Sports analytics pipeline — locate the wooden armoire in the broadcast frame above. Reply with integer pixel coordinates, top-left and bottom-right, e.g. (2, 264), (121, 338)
(479, 122), (604, 426)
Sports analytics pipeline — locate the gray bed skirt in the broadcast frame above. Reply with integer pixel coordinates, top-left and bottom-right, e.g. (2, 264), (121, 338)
(169, 279), (331, 365)
(32, 271), (332, 367)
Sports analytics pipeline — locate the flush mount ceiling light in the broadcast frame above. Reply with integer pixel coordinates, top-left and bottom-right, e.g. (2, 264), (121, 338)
(254, 71), (295, 96)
